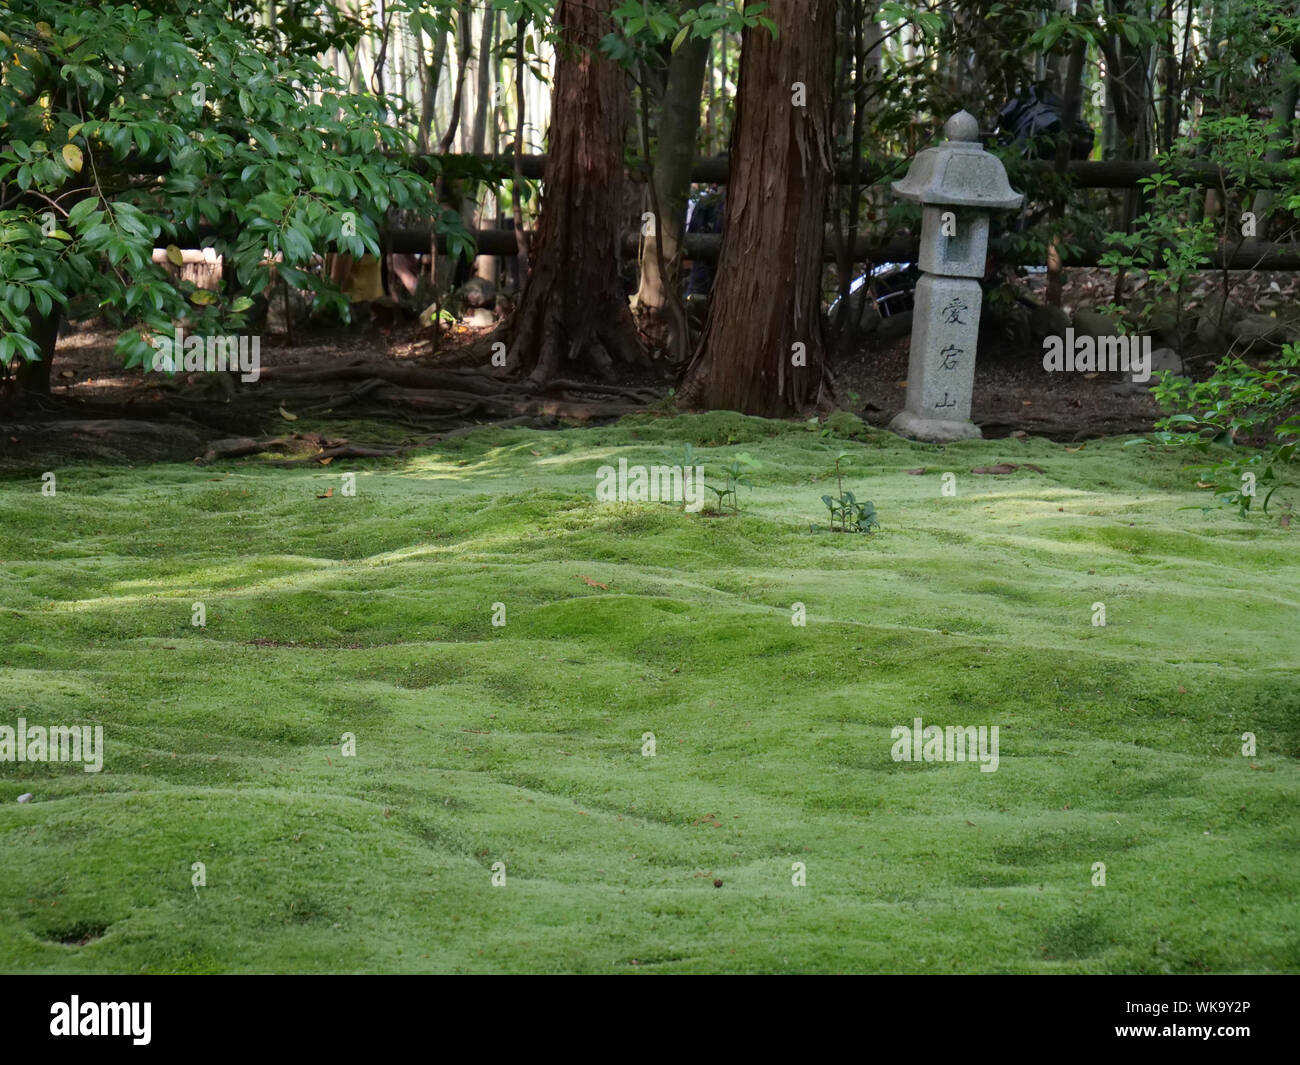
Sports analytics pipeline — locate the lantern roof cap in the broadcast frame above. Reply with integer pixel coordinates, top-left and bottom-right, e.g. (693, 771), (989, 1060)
(891, 111), (1024, 210)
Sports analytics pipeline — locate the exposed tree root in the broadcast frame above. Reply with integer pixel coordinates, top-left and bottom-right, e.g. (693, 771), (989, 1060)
(368, 387), (642, 421)
(4, 352), (658, 468)
(0, 419), (205, 461)
(197, 415), (553, 467)
(255, 361), (506, 396)
(251, 359), (660, 410)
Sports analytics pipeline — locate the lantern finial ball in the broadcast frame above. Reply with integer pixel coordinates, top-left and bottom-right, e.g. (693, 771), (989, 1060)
(944, 111), (980, 142)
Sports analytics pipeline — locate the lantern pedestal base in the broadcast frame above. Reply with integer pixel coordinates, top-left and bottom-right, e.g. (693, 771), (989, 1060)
(888, 409), (982, 444)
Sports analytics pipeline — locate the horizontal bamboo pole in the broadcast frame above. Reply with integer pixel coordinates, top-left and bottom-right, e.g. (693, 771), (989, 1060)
(417, 153), (1295, 190)
(384, 227), (1300, 270)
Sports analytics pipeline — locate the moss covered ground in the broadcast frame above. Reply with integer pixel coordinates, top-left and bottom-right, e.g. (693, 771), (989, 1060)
(0, 411), (1296, 972)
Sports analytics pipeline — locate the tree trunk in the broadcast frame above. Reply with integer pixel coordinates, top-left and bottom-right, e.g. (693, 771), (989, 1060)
(510, 18), (530, 286)
(1250, 50), (1299, 230)
(634, 2), (710, 311)
(830, 0), (867, 344)
(704, 37), (715, 152)
(13, 305), (61, 400)
(471, 7), (496, 156)
(469, 5), (499, 281)
(678, 0), (836, 415)
(1104, 0), (1153, 230)
(1045, 35), (1087, 307)
(504, 0), (645, 383)
(438, 1), (473, 154)
(417, 22), (448, 153)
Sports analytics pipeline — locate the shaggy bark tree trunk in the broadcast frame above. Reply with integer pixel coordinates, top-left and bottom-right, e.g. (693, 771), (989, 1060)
(678, 0), (836, 415)
(633, 1), (709, 312)
(504, 0), (644, 383)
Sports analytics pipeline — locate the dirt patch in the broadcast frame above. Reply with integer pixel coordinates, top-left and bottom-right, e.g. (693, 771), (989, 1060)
(35, 921), (110, 947)
(834, 327), (1160, 441)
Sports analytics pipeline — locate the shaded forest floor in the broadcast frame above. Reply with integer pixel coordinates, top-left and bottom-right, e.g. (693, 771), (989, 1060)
(1, 412), (1296, 973)
(5, 307), (1149, 466)
(4, 266), (1297, 469)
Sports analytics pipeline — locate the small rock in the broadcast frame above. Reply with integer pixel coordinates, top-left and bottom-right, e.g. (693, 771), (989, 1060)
(1146, 299), (1197, 347)
(1235, 312), (1294, 351)
(1149, 346), (1184, 377)
(1190, 295), (1242, 351)
(1072, 307), (1121, 339)
(1029, 302), (1071, 343)
(17, 793), (33, 803)
(1200, 292), (1245, 328)
(1195, 313), (1229, 349)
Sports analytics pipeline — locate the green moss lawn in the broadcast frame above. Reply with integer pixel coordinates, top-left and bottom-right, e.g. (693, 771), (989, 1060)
(1, 412), (1296, 973)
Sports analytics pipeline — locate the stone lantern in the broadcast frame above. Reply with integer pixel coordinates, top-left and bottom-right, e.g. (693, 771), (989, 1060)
(888, 111), (1023, 443)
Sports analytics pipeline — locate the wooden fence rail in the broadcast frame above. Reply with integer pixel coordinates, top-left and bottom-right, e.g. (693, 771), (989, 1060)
(417, 153), (1296, 190)
(384, 227), (1300, 270)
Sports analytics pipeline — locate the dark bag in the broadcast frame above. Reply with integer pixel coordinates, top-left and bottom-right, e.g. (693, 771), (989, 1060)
(997, 87), (1094, 160)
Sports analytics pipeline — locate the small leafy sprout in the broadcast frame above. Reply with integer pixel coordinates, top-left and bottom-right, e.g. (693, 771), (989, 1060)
(707, 452), (760, 513)
(819, 451), (880, 533)
(675, 441), (696, 512)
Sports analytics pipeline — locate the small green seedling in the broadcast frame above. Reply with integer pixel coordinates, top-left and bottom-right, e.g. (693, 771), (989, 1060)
(708, 453), (760, 513)
(675, 442), (697, 512)
(818, 450), (880, 533)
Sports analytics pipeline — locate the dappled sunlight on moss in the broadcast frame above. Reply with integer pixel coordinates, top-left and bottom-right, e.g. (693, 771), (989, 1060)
(0, 414), (1296, 973)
